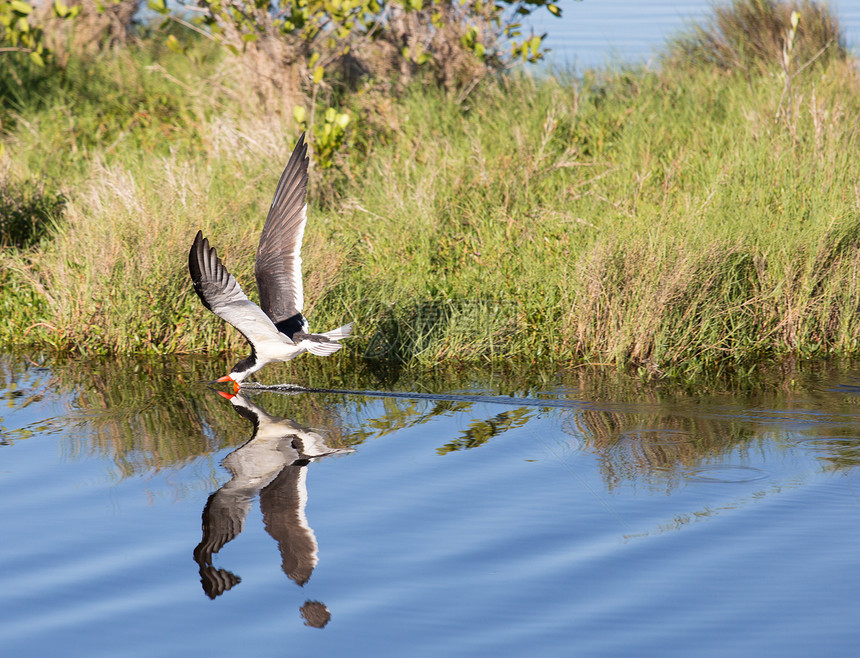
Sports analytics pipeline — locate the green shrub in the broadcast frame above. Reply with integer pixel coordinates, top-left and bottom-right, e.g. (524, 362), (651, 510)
(665, 0), (846, 74)
(0, 176), (66, 248)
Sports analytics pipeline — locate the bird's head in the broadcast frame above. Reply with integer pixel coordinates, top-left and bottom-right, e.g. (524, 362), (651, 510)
(216, 354), (261, 392)
(216, 374), (241, 393)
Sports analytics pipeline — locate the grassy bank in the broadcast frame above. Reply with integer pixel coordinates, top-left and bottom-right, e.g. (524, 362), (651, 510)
(1, 15), (860, 380)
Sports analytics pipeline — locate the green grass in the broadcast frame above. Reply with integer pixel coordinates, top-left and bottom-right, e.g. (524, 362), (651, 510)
(1, 14), (860, 381)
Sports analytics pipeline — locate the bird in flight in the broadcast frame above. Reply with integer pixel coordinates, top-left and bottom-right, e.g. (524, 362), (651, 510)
(188, 133), (352, 391)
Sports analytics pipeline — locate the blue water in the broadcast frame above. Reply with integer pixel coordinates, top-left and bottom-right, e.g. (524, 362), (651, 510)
(528, 0), (860, 68)
(3, 356), (860, 656)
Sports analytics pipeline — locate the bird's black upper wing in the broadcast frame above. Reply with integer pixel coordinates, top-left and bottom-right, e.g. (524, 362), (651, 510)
(255, 133), (310, 330)
(189, 230), (293, 348)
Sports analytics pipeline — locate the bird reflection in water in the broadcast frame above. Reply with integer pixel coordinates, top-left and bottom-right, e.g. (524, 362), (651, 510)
(193, 390), (351, 627)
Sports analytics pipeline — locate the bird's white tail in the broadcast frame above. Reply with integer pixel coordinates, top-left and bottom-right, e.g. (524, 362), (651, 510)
(321, 322), (353, 341)
(304, 323), (353, 356)
(306, 341), (343, 356)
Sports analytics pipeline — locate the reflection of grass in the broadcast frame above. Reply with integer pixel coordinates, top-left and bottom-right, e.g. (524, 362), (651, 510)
(792, 434), (860, 469)
(21, 355), (360, 478)
(5, 352), (860, 486)
(556, 365), (760, 491)
(0, 355), (59, 445)
(5, 353), (564, 476)
(54, 357), (251, 477)
(549, 360), (860, 490)
(569, 408), (757, 492)
(436, 408), (534, 455)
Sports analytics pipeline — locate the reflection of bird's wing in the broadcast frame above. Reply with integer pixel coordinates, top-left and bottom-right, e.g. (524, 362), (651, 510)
(192, 489), (250, 599)
(194, 489), (252, 562)
(255, 133), (309, 335)
(189, 230), (292, 349)
(197, 564), (241, 600)
(259, 462), (318, 587)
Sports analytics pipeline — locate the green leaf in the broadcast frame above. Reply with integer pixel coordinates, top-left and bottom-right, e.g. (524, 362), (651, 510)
(10, 0), (33, 15)
(293, 105), (307, 126)
(313, 65), (324, 84)
(53, 0), (69, 18)
(29, 50), (44, 66)
(547, 3), (560, 17)
(165, 34), (183, 54)
(147, 0), (168, 14)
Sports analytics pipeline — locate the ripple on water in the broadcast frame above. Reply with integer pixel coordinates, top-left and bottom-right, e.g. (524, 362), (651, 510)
(682, 465), (769, 483)
(792, 435), (860, 449)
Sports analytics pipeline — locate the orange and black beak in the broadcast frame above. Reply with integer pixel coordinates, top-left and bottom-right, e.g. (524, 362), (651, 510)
(216, 375), (241, 393)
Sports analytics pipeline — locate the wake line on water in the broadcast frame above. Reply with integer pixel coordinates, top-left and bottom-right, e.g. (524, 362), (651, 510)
(241, 384), (630, 530)
(243, 382), (630, 529)
(241, 383), (585, 409)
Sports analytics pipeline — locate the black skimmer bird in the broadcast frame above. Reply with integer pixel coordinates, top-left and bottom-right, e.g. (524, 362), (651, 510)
(194, 390), (352, 599)
(189, 133), (352, 391)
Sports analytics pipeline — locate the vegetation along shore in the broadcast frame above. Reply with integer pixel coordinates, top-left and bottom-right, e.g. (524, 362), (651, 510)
(1, 0), (858, 381)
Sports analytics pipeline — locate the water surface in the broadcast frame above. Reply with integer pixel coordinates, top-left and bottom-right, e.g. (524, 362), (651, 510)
(528, 0), (860, 67)
(2, 355), (860, 656)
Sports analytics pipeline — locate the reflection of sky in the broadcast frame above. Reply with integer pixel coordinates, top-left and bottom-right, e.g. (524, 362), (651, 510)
(525, 0), (860, 69)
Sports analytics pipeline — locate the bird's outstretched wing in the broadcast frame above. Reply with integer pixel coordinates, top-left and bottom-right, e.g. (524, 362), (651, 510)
(189, 230), (292, 348)
(255, 133), (309, 332)
(260, 463), (319, 587)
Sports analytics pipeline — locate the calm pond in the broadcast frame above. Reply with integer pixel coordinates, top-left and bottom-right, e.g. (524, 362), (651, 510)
(2, 354), (860, 656)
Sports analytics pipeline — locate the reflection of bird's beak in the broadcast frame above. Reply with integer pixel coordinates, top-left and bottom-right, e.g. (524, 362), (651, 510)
(216, 375), (240, 393)
(216, 390), (235, 400)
